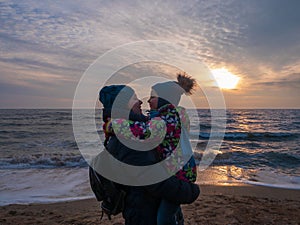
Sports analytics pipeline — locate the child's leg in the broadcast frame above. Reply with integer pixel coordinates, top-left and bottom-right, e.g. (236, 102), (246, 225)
(175, 207), (184, 225)
(157, 199), (180, 225)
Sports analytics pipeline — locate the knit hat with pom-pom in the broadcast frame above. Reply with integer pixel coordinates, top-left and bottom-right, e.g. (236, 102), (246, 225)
(151, 73), (196, 108)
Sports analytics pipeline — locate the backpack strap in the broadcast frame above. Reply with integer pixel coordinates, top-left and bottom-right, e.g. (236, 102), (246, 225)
(100, 208), (112, 220)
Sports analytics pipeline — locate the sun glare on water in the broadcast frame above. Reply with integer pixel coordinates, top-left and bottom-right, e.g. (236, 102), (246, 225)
(211, 68), (240, 89)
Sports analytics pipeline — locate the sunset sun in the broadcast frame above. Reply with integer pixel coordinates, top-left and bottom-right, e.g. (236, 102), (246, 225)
(211, 68), (240, 89)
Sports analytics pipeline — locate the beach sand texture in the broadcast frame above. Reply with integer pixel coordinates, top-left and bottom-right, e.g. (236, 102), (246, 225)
(1, 185), (300, 225)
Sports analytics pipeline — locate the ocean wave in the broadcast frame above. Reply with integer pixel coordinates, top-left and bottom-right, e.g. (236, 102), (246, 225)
(221, 152), (299, 171)
(199, 131), (298, 141)
(0, 130), (69, 140)
(262, 151), (300, 167)
(199, 124), (212, 129)
(231, 167), (300, 190)
(193, 150), (300, 171)
(0, 153), (88, 169)
(0, 168), (92, 206)
(213, 165), (300, 190)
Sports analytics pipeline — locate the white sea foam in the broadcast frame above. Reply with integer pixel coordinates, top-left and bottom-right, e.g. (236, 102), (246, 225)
(197, 166), (300, 190)
(0, 168), (93, 206)
(242, 170), (300, 190)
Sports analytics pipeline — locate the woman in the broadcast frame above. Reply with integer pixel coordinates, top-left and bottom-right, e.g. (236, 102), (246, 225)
(96, 84), (200, 225)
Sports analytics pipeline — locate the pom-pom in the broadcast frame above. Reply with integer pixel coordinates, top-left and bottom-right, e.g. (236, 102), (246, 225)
(177, 72), (196, 95)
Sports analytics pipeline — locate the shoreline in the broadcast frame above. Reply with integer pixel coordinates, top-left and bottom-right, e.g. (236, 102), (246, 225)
(1, 184), (300, 225)
(2, 166), (299, 207)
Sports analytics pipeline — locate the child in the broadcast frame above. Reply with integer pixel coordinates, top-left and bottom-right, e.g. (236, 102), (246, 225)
(148, 73), (197, 225)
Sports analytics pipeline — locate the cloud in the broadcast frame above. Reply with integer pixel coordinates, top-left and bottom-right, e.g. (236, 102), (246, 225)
(253, 73), (300, 89)
(0, 0), (299, 108)
(234, 0), (300, 75)
(243, 0), (300, 46)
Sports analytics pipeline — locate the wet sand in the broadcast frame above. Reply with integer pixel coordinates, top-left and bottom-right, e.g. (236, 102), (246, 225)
(1, 184), (300, 225)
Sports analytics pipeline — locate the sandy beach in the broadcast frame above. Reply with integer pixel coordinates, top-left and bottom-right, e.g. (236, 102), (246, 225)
(1, 184), (300, 225)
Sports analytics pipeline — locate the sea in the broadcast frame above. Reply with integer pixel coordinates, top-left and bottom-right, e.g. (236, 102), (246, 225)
(0, 109), (299, 206)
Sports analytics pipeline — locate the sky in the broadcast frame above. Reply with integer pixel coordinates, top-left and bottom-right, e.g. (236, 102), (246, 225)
(0, 0), (300, 109)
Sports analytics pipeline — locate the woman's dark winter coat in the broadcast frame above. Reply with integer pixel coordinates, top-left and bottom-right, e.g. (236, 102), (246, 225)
(106, 135), (200, 225)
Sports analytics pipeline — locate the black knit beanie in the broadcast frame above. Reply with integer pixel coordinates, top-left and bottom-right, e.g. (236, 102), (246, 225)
(99, 85), (134, 121)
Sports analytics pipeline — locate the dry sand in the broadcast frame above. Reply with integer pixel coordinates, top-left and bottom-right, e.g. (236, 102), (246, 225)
(1, 184), (299, 225)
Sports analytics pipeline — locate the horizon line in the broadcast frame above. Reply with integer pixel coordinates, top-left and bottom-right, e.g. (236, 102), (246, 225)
(1, 107), (300, 110)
